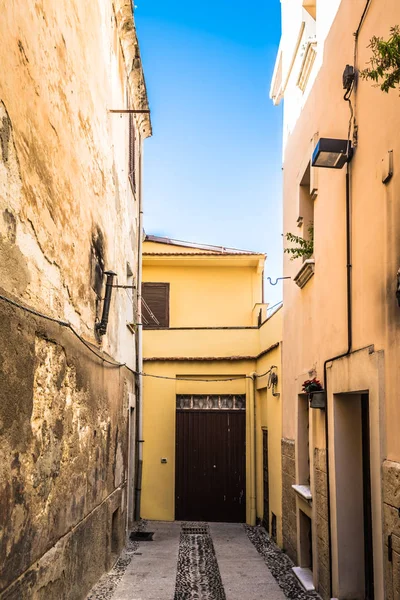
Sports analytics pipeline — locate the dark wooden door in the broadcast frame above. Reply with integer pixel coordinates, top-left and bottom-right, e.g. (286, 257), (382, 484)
(262, 429), (269, 532)
(175, 409), (246, 522)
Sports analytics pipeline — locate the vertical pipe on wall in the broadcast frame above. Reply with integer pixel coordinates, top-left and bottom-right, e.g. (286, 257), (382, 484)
(248, 373), (257, 526)
(134, 136), (144, 522)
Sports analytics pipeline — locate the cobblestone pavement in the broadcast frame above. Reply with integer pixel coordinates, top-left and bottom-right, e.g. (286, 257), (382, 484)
(245, 526), (322, 600)
(174, 523), (226, 600)
(87, 521), (148, 600)
(86, 522), (321, 600)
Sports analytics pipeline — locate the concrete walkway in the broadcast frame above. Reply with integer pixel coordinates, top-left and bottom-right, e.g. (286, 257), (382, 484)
(112, 522), (181, 600)
(210, 523), (286, 600)
(110, 522), (286, 600)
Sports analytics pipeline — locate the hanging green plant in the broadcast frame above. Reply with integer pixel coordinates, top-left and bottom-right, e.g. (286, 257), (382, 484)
(360, 25), (400, 93)
(284, 224), (313, 261)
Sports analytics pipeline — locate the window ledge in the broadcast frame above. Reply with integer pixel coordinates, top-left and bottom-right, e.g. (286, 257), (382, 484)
(292, 484), (312, 502)
(294, 259), (315, 288)
(292, 567), (315, 592)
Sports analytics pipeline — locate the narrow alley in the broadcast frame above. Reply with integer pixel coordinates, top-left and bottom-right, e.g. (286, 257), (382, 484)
(87, 522), (318, 600)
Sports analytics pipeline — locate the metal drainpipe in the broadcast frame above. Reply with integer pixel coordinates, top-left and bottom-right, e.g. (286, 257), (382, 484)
(249, 372), (257, 526)
(134, 137), (144, 522)
(323, 163), (352, 598)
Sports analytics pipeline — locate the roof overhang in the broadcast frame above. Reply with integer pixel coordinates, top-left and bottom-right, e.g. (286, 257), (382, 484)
(113, 0), (152, 138)
(143, 253), (266, 269)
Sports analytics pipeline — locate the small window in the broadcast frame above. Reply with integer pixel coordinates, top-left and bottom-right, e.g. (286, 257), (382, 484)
(298, 162), (314, 262)
(142, 283), (170, 328)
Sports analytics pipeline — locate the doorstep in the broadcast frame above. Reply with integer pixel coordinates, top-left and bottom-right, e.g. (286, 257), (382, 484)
(292, 567), (315, 592)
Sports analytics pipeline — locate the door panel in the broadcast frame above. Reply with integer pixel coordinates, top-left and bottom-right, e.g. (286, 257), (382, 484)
(175, 409), (246, 522)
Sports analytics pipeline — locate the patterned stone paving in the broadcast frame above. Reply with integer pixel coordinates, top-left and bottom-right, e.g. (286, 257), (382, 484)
(87, 522), (324, 599)
(245, 525), (322, 600)
(174, 523), (226, 600)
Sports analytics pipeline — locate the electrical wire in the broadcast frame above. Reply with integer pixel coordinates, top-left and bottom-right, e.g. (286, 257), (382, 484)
(0, 292), (123, 368)
(141, 296), (160, 325)
(0, 291), (278, 382)
(354, 0), (373, 67)
(141, 372), (251, 382)
(349, 0), (373, 147)
(267, 300), (283, 313)
(256, 366), (276, 379)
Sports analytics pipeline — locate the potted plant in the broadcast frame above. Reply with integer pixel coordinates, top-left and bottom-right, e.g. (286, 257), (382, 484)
(302, 378), (326, 409)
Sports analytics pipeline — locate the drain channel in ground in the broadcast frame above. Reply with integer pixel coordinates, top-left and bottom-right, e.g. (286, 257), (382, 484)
(174, 523), (226, 600)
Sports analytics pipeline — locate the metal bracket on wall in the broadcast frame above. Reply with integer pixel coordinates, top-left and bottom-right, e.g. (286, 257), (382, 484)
(109, 109), (151, 114)
(110, 285), (136, 289)
(266, 276), (291, 286)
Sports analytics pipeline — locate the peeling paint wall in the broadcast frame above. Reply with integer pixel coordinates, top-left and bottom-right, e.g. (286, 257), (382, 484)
(0, 0), (149, 597)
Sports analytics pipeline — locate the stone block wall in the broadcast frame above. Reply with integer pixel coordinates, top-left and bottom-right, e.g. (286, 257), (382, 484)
(0, 301), (134, 598)
(313, 447), (330, 600)
(383, 460), (400, 600)
(282, 438), (297, 563)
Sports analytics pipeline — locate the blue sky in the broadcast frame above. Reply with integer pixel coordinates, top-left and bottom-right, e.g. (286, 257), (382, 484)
(135, 0), (283, 306)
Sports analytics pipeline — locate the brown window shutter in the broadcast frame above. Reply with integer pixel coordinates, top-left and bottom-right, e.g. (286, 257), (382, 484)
(142, 283), (170, 328)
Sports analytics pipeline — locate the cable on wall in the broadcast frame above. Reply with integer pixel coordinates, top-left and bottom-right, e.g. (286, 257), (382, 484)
(0, 292), (278, 382)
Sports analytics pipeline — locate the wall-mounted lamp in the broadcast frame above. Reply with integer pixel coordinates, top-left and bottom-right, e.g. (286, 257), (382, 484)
(312, 138), (353, 169)
(95, 271), (117, 336)
(268, 368), (280, 397)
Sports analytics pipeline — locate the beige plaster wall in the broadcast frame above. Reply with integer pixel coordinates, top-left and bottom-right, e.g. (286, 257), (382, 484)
(276, 0), (400, 597)
(281, 0), (400, 455)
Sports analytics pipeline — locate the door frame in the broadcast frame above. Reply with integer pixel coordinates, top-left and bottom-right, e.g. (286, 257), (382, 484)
(327, 348), (384, 600)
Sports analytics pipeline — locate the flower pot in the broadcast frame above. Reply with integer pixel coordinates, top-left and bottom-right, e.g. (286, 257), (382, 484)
(308, 390), (326, 409)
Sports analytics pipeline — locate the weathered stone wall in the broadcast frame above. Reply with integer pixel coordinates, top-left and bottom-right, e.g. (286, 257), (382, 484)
(383, 460), (400, 600)
(313, 447), (330, 600)
(0, 300), (134, 598)
(0, 0), (149, 365)
(0, 0), (149, 597)
(281, 438), (297, 563)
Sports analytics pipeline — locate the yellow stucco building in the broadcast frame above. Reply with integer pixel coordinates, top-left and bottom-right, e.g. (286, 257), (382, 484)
(271, 1), (400, 598)
(140, 235), (283, 544)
